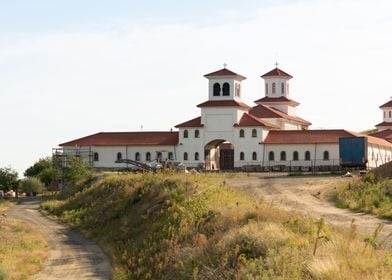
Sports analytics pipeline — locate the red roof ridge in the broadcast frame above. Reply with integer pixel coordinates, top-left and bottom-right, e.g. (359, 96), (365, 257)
(234, 113), (279, 129)
(261, 67), (293, 78)
(197, 100), (251, 109)
(254, 96), (300, 106)
(249, 104), (311, 126)
(380, 100), (392, 108)
(204, 68), (246, 80)
(175, 116), (204, 128)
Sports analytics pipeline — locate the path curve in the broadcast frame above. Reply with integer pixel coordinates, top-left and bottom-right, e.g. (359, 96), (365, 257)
(7, 197), (112, 280)
(227, 174), (392, 249)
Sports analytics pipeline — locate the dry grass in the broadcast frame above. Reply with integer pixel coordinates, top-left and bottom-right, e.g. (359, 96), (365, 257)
(0, 208), (48, 279)
(41, 173), (392, 279)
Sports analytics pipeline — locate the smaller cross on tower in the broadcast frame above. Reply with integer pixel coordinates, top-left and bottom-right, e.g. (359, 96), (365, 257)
(274, 61), (279, 68)
(223, 63), (227, 69)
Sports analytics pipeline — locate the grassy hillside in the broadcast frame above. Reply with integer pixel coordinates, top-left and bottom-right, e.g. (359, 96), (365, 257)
(0, 201), (48, 280)
(42, 173), (392, 279)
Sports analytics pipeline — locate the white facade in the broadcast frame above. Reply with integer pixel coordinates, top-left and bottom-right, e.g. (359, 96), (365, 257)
(60, 66), (392, 171)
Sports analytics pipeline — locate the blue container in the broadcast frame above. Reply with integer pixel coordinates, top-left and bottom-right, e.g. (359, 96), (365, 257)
(339, 137), (367, 167)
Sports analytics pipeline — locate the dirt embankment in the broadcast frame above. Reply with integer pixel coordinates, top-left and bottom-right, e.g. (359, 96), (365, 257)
(227, 174), (392, 248)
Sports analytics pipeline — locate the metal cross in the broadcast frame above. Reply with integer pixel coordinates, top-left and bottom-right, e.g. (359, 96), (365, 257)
(223, 63), (227, 68)
(274, 61), (279, 68)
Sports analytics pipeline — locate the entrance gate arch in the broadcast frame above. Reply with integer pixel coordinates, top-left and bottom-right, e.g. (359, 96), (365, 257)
(204, 139), (234, 170)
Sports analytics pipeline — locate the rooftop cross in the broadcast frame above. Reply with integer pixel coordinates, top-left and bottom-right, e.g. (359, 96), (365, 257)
(274, 61), (279, 68)
(223, 63), (227, 68)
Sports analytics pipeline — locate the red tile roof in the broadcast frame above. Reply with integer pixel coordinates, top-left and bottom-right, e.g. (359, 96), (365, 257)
(369, 129), (392, 140)
(60, 131), (179, 147)
(175, 116), (204, 128)
(254, 96), (299, 106)
(261, 68), (293, 78)
(375, 121), (392, 127)
(204, 68), (246, 80)
(234, 113), (279, 129)
(380, 100), (392, 108)
(197, 100), (251, 109)
(249, 104), (311, 126)
(263, 130), (392, 147)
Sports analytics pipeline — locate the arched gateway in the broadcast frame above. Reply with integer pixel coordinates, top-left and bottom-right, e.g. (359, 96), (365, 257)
(204, 139), (234, 170)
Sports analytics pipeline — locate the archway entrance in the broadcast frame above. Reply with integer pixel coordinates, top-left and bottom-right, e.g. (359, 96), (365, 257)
(204, 140), (234, 170)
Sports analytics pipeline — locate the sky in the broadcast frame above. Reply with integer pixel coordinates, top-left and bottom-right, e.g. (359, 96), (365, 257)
(1, 0), (392, 176)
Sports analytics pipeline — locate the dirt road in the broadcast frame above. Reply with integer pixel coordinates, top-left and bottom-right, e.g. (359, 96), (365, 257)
(7, 197), (112, 280)
(227, 174), (392, 248)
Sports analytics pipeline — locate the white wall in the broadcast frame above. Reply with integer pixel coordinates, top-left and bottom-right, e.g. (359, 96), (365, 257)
(367, 143), (392, 168)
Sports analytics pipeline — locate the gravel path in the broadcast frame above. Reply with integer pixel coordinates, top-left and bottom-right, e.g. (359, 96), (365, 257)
(227, 174), (392, 249)
(7, 197), (112, 280)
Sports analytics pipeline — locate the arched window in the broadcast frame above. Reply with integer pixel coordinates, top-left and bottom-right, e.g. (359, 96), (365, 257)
(389, 111), (391, 118)
(281, 82), (285, 94)
(183, 130), (188, 138)
(195, 152), (199, 161)
(280, 151), (286, 161)
(135, 152), (140, 161)
(184, 152), (188, 161)
(93, 152), (99, 162)
(251, 129), (257, 137)
(117, 152), (122, 161)
(293, 151), (299, 161)
(168, 152), (173, 160)
(305, 151), (311, 161)
(146, 152), (151, 161)
(252, 152), (257, 161)
(222, 82), (230, 96)
(195, 130), (200, 138)
(235, 84), (240, 97)
(323, 151), (329, 160)
(269, 151), (275, 161)
(239, 129), (245, 138)
(157, 152), (162, 161)
(240, 152), (245, 161)
(272, 83), (276, 94)
(265, 83), (268, 94)
(213, 83), (221, 96)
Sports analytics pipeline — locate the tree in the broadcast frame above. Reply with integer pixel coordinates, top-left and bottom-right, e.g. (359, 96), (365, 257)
(64, 156), (94, 183)
(24, 157), (53, 186)
(19, 177), (45, 195)
(0, 167), (19, 192)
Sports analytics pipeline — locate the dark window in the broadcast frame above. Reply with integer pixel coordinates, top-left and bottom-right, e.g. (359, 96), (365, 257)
(265, 83), (268, 94)
(183, 130), (188, 138)
(252, 129), (257, 137)
(168, 152), (173, 160)
(305, 151), (311, 161)
(269, 151), (274, 161)
(252, 152), (257, 161)
(135, 152), (140, 161)
(272, 83), (276, 94)
(117, 152), (122, 161)
(93, 152), (99, 162)
(157, 152), (162, 161)
(281, 82), (285, 94)
(222, 82), (230, 96)
(293, 151), (299, 161)
(240, 152), (245, 161)
(184, 152), (188, 161)
(195, 130), (200, 138)
(195, 152), (199, 161)
(323, 151), (329, 160)
(390, 111), (391, 118)
(213, 83), (221, 96)
(239, 129), (245, 138)
(280, 151), (286, 161)
(146, 152), (151, 161)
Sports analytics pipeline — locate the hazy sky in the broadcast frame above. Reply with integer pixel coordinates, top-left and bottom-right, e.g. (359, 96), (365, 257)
(1, 0), (392, 176)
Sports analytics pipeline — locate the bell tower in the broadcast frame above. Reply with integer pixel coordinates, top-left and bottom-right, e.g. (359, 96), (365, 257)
(203, 65), (246, 102)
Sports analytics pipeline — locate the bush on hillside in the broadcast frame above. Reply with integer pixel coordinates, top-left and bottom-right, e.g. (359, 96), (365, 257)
(19, 177), (45, 194)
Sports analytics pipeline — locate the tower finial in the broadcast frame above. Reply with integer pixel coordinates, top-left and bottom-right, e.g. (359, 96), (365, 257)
(274, 61), (279, 68)
(223, 63), (227, 69)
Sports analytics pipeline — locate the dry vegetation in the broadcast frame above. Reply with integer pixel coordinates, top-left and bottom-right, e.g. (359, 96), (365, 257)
(41, 173), (392, 279)
(0, 200), (48, 280)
